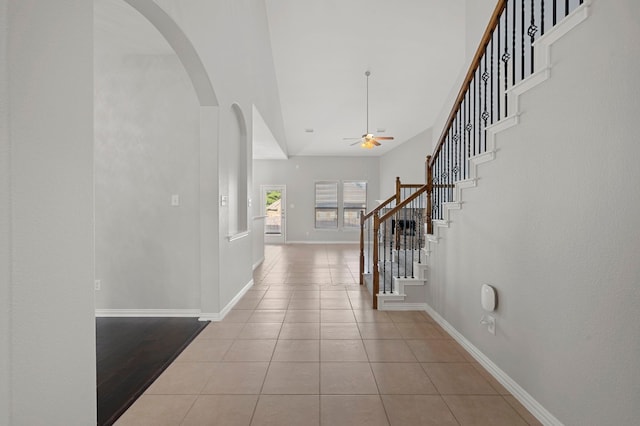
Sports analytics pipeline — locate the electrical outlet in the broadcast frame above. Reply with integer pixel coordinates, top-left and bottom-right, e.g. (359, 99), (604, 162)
(487, 315), (495, 335)
(480, 314), (496, 335)
(94, 279), (101, 291)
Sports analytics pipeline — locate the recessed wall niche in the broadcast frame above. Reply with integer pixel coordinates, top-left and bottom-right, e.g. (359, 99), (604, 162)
(229, 103), (249, 235)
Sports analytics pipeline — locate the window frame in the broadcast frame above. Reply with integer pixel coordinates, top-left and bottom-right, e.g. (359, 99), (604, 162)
(342, 180), (367, 229)
(314, 181), (339, 229)
(313, 180), (368, 230)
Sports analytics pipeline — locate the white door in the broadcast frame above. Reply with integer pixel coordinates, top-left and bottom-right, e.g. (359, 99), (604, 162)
(261, 185), (286, 244)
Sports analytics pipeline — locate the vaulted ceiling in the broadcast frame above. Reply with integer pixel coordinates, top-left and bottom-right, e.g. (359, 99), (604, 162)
(95, 0), (467, 158)
(264, 0), (466, 157)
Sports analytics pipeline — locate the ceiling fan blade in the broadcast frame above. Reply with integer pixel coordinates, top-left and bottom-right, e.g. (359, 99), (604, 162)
(372, 139), (382, 146)
(375, 136), (394, 140)
(343, 137), (361, 140)
(350, 140), (363, 146)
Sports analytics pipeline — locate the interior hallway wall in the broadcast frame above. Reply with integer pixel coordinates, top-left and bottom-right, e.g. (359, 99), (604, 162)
(4, 0), (96, 423)
(94, 53), (201, 311)
(426, 1), (640, 424)
(0, 0), (10, 422)
(253, 156), (380, 243)
(378, 128), (432, 197)
(431, 0), (497, 152)
(155, 0), (288, 311)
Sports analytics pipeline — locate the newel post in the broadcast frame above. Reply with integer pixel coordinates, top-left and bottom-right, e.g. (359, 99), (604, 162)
(372, 213), (380, 309)
(359, 210), (365, 286)
(426, 155), (433, 235)
(395, 176), (401, 205)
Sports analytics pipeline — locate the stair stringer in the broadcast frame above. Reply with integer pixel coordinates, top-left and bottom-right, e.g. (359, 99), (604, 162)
(427, 1), (590, 247)
(377, 273), (428, 311)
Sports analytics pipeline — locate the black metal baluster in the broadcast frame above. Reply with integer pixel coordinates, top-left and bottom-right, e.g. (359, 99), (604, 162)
(413, 194), (417, 278)
(482, 50), (489, 153)
(490, 35), (494, 126)
(452, 117), (456, 185)
(458, 108), (463, 180)
(465, 88), (473, 174)
(462, 92), (467, 180)
(512, 0), (516, 86)
(529, 0), (538, 74)
(477, 69), (481, 155)
(432, 161), (437, 222)
(447, 132), (452, 201)
(438, 155), (442, 220)
(504, 2), (510, 118)
(388, 214), (393, 290)
(367, 217), (371, 274)
(497, 16), (501, 119)
(521, 0), (525, 81)
(418, 192), (423, 264)
(382, 220), (386, 294)
(472, 76), (476, 156)
(541, 0), (545, 35)
(565, 0), (569, 17)
(552, 0), (557, 25)
(402, 204), (407, 278)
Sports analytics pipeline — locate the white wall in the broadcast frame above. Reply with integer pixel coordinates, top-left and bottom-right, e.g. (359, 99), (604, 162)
(94, 53), (201, 310)
(378, 128), (432, 197)
(157, 0), (286, 312)
(431, 0), (497, 152)
(427, 1), (640, 424)
(0, 1), (10, 422)
(5, 0), (96, 424)
(92, 0), (285, 316)
(254, 157), (380, 243)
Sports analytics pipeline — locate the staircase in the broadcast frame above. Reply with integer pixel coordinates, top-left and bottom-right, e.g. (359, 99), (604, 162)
(359, 177), (430, 310)
(359, 0), (591, 310)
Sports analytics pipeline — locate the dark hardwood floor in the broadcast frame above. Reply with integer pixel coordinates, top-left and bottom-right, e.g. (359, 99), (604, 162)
(96, 317), (209, 426)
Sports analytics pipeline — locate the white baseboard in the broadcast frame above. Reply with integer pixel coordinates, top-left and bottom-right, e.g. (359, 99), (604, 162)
(95, 309), (201, 318)
(286, 240), (358, 245)
(253, 257), (265, 270)
(199, 278), (254, 322)
(424, 304), (563, 426)
(379, 302), (428, 311)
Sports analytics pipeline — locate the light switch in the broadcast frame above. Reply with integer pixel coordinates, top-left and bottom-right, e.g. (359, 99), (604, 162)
(171, 194), (180, 206)
(220, 195), (228, 206)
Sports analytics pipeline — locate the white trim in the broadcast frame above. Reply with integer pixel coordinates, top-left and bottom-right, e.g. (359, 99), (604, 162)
(227, 231), (249, 242)
(534, 0), (590, 50)
(95, 309), (201, 317)
(286, 240), (358, 245)
(197, 312), (222, 322)
(199, 278), (254, 322)
(253, 257), (265, 270)
(424, 304), (563, 426)
(379, 302), (429, 311)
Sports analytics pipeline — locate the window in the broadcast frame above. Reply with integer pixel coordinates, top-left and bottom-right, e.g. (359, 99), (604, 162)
(315, 181), (338, 228)
(343, 181), (367, 228)
(314, 180), (367, 229)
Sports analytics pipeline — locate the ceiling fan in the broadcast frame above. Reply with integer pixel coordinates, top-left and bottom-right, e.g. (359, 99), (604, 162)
(345, 70), (395, 149)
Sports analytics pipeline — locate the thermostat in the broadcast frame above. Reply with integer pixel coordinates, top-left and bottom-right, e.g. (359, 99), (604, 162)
(481, 284), (497, 312)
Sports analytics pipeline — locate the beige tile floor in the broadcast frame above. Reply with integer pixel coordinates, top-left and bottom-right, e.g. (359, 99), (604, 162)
(116, 244), (541, 426)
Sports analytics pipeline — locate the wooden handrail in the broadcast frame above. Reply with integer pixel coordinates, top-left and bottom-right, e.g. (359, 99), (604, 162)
(429, 0), (507, 167)
(380, 184), (429, 223)
(362, 194), (396, 221)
